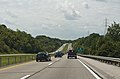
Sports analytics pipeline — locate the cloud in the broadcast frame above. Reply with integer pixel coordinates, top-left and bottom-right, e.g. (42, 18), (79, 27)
(95, 0), (107, 2)
(0, 0), (119, 40)
(0, 16), (15, 26)
(5, 10), (18, 18)
(83, 2), (90, 9)
(3, 19), (15, 25)
(0, 17), (3, 21)
(40, 23), (62, 30)
(63, 10), (81, 20)
(57, 0), (81, 20)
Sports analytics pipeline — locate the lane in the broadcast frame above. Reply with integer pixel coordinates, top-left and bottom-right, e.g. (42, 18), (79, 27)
(28, 56), (97, 79)
(67, 43), (73, 50)
(0, 57), (60, 79)
(0, 43), (68, 79)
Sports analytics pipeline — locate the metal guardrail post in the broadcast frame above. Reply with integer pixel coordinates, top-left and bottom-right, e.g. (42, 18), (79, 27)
(28, 56), (29, 61)
(31, 56), (32, 60)
(20, 56), (22, 63)
(30, 56), (31, 60)
(8, 58), (10, 65)
(32, 56), (35, 60)
(15, 56), (16, 64)
(32, 55), (33, 60)
(24, 56), (26, 61)
(0, 58), (2, 67)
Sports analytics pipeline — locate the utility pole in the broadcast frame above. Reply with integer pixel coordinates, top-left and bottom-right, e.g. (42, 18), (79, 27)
(104, 18), (108, 35)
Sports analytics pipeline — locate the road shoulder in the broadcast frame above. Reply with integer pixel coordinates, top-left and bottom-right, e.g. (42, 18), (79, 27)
(78, 56), (118, 79)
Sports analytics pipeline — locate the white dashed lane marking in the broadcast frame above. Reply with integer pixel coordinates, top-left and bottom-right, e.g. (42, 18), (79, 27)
(48, 63), (53, 66)
(20, 75), (30, 79)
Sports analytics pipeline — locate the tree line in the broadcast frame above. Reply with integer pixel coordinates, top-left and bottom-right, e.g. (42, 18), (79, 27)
(73, 22), (120, 58)
(0, 24), (67, 54)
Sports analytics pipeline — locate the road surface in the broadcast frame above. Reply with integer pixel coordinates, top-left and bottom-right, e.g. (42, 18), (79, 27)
(79, 56), (120, 79)
(0, 55), (101, 79)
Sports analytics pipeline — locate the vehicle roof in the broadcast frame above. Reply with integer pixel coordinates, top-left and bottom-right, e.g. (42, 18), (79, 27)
(37, 52), (48, 54)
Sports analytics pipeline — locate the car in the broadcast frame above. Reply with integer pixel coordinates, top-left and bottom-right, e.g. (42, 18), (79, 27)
(54, 51), (63, 58)
(36, 52), (51, 62)
(67, 50), (77, 59)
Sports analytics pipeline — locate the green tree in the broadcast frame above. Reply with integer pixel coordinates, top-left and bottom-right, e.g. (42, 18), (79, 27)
(106, 22), (120, 41)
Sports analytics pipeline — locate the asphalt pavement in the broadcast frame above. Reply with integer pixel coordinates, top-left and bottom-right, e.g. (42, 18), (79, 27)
(28, 57), (97, 79)
(79, 56), (120, 79)
(0, 55), (102, 79)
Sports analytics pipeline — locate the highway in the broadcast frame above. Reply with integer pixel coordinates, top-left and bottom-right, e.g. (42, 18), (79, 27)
(0, 55), (101, 79)
(28, 56), (98, 79)
(0, 43), (119, 79)
(0, 43), (102, 79)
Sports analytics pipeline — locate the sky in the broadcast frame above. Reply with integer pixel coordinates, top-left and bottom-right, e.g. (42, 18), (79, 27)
(0, 0), (120, 40)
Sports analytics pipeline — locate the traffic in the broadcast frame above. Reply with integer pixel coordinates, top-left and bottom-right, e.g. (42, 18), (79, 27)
(35, 49), (77, 62)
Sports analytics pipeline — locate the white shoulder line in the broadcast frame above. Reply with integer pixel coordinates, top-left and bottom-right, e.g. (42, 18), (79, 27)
(20, 75), (30, 79)
(77, 59), (101, 79)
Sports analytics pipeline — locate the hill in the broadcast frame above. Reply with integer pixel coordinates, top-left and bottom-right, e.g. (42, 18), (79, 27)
(72, 22), (120, 58)
(0, 24), (67, 54)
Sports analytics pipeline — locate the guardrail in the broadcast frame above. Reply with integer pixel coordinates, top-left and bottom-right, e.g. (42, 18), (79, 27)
(78, 54), (120, 67)
(0, 54), (36, 68)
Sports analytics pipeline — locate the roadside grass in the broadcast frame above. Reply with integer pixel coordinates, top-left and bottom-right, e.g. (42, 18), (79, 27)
(0, 55), (35, 67)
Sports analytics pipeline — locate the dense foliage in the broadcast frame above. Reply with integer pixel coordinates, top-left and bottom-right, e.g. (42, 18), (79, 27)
(0, 24), (66, 54)
(73, 22), (120, 58)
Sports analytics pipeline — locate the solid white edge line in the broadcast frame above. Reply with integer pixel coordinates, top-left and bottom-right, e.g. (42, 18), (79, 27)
(77, 59), (101, 79)
(20, 75), (30, 79)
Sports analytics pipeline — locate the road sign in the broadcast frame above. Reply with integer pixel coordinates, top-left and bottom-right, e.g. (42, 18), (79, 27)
(76, 48), (84, 53)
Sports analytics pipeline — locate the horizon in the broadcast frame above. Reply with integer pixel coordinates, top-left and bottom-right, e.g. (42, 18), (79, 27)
(1, 24), (104, 40)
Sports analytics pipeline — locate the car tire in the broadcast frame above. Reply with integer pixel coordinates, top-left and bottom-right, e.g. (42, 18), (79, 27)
(36, 59), (38, 62)
(49, 59), (51, 61)
(75, 57), (77, 59)
(67, 57), (69, 59)
(46, 59), (48, 61)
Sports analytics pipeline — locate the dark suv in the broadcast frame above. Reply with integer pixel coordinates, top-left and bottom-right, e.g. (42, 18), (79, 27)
(67, 50), (77, 59)
(54, 51), (63, 58)
(36, 52), (51, 62)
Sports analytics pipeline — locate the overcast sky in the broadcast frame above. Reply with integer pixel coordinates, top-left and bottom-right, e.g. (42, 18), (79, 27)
(0, 0), (120, 40)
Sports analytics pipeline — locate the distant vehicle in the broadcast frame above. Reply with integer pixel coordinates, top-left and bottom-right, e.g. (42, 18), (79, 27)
(67, 50), (77, 59)
(54, 51), (64, 58)
(36, 52), (51, 62)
